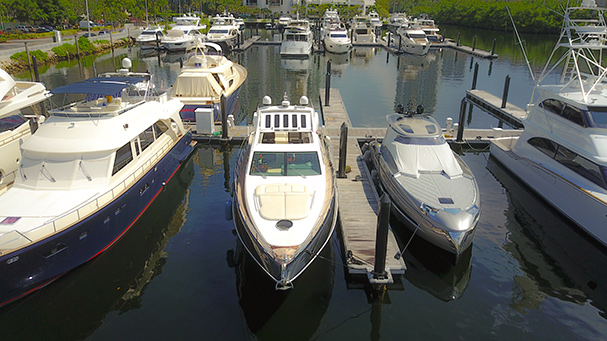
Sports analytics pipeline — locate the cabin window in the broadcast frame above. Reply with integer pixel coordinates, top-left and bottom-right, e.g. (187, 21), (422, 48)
(540, 99), (564, 116)
(265, 115), (271, 128)
(154, 122), (167, 139)
(585, 106), (607, 128)
(113, 142), (133, 175)
(528, 137), (557, 158)
(212, 74), (225, 90)
(300, 115), (307, 128)
(0, 114), (27, 133)
(229, 79), (234, 87)
(139, 125), (155, 152)
(283, 114), (289, 128)
(292, 114), (298, 128)
(561, 105), (585, 126)
(274, 114), (280, 128)
(528, 137), (607, 189)
(249, 152), (321, 176)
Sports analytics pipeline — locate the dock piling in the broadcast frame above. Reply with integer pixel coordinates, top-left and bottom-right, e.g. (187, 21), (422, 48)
(325, 61), (332, 106)
(457, 32), (461, 46)
(457, 98), (467, 142)
(373, 194), (391, 280)
(32, 55), (39, 82)
(501, 75), (511, 109)
(472, 35), (477, 51)
(491, 38), (496, 56)
(24, 42), (33, 81)
(221, 95), (228, 140)
(472, 62), (479, 90)
(337, 122), (348, 179)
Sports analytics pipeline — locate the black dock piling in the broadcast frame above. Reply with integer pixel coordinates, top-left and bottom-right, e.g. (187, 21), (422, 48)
(501, 75), (511, 109)
(32, 55), (39, 82)
(337, 122), (348, 179)
(457, 98), (467, 142)
(221, 95), (228, 140)
(24, 42), (33, 81)
(472, 35), (477, 51)
(456, 32), (461, 46)
(491, 38), (496, 56)
(325, 60), (332, 106)
(373, 193), (391, 280)
(471, 62), (479, 90)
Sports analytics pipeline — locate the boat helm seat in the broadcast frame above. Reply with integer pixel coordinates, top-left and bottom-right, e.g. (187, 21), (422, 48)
(255, 183), (312, 220)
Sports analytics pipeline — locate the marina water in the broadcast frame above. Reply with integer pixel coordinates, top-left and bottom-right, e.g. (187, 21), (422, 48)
(1, 27), (606, 339)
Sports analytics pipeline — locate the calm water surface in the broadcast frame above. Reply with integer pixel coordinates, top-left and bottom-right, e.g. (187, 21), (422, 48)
(1, 28), (607, 339)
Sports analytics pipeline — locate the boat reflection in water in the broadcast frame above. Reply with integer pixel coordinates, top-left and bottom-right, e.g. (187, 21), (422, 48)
(0, 156), (195, 339)
(228, 237), (335, 339)
(280, 57), (310, 72)
(391, 216), (472, 301)
(487, 157), (607, 315)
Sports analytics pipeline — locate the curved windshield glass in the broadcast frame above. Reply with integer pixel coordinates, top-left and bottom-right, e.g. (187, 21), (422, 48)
(585, 106), (607, 128)
(0, 114), (27, 133)
(250, 152), (321, 176)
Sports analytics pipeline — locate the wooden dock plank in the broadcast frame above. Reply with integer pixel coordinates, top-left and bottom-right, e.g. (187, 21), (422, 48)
(321, 89), (406, 279)
(466, 89), (527, 128)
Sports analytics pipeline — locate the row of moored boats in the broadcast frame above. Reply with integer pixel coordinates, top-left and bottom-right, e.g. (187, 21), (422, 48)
(3, 2), (607, 305)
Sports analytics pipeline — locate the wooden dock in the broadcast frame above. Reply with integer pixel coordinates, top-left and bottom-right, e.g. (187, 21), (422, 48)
(320, 88), (407, 284)
(466, 89), (527, 128)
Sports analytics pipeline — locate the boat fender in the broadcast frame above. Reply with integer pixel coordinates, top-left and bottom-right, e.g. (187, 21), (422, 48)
(371, 169), (379, 187)
(364, 149), (373, 163)
(225, 200), (233, 221)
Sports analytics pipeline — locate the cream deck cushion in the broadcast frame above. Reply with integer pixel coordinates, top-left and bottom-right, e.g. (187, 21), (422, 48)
(255, 183), (312, 220)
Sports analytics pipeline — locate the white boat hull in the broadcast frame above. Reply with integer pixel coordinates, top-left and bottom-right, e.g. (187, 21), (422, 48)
(491, 137), (607, 247)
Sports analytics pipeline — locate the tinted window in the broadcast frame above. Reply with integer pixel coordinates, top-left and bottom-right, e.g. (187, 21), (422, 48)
(0, 114), (27, 133)
(139, 125), (155, 152)
(554, 145), (606, 188)
(561, 105), (585, 126)
(528, 137), (557, 158)
(585, 106), (607, 128)
(113, 143), (133, 175)
(541, 99), (564, 115)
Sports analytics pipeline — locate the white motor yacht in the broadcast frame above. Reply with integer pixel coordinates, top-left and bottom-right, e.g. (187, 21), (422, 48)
(0, 69), (50, 194)
(280, 19), (313, 57)
(323, 27), (352, 54)
(232, 94), (338, 289)
(490, 0), (607, 248)
(351, 15), (376, 44)
(161, 14), (206, 51)
(136, 26), (164, 49)
(206, 13), (241, 51)
(415, 14), (442, 43)
(393, 24), (430, 55)
(171, 40), (247, 124)
(367, 105), (480, 260)
(0, 58), (195, 306)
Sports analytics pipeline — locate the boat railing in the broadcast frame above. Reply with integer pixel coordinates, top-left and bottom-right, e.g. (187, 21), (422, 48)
(0, 138), (175, 255)
(0, 125), (30, 148)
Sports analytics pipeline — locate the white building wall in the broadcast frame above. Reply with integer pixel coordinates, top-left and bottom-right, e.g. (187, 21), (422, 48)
(244, 0), (375, 14)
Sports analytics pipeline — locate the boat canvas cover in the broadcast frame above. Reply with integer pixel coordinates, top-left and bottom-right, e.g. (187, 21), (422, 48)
(51, 77), (145, 96)
(388, 141), (463, 178)
(172, 72), (223, 98)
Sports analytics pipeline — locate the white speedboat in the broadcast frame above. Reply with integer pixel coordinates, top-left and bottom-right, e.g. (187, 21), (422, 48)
(490, 1), (607, 248)
(232, 94), (338, 289)
(171, 41), (247, 124)
(393, 24), (430, 55)
(0, 59), (195, 307)
(161, 14), (206, 51)
(136, 26), (164, 49)
(206, 13), (241, 51)
(351, 15), (376, 44)
(367, 105), (480, 259)
(0, 69), (50, 194)
(280, 19), (313, 57)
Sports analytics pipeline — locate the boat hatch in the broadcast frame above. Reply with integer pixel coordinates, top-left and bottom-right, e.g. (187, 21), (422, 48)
(255, 183), (313, 220)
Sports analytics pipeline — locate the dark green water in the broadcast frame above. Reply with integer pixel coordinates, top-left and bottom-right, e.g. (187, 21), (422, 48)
(1, 27), (607, 339)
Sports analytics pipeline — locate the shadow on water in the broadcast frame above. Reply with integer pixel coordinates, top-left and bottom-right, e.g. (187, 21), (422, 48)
(486, 156), (607, 318)
(0, 156), (196, 339)
(390, 215), (473, 302)
(227, 235), (335, 340)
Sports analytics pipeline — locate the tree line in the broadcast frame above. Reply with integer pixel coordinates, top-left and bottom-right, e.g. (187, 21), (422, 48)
(0, 0), (585, 34)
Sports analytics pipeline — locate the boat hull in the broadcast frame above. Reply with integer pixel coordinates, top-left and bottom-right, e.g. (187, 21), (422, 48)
(0, 133), (195, 307)
(369, 143), (477, 257)
(233, 188), (337, 288)
(490, 138), (607, 248)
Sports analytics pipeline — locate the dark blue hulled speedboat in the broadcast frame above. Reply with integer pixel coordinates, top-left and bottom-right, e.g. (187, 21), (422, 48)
(170, 41), (247, 124)
(0, 60), (195, 307)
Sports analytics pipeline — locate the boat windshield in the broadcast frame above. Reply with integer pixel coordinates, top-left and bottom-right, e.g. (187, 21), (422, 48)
(585, 106), (607, 128)
(394, 135), (445, 145)
(250, 151), (321, 176)
(210, 29), (229, 34)
(0, 114), (27, 133)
